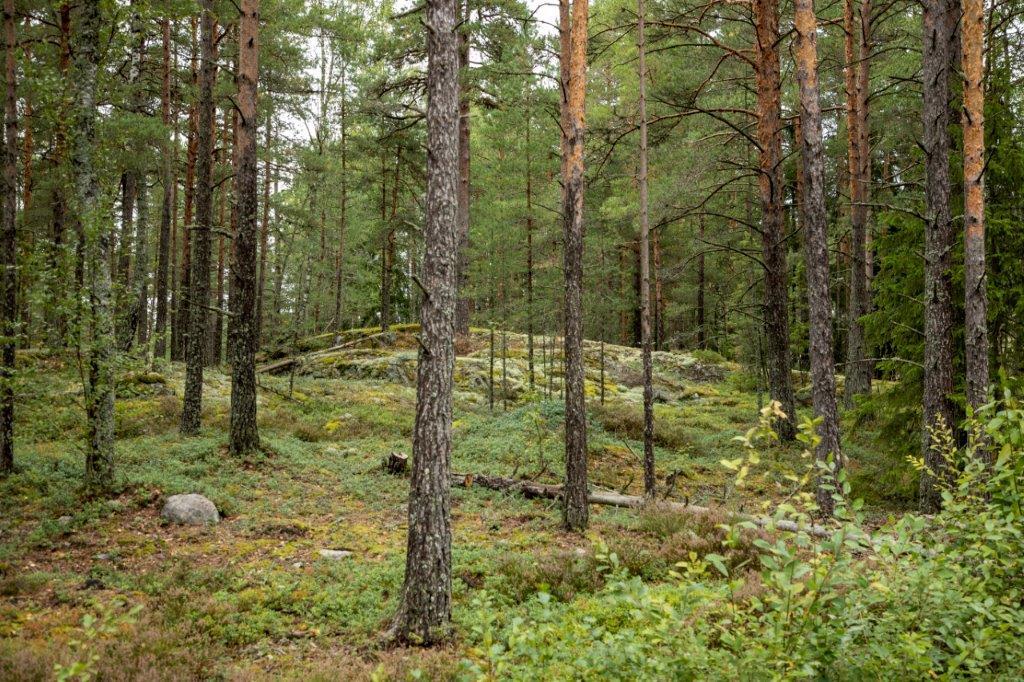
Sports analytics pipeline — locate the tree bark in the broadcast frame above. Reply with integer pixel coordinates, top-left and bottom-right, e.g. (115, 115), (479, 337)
(257, 117), (272, 343)
(794, 0), (843, 517)
(919, 0), (957, 511)
(175, 17), (200, 362)
(390, 0), (459, 645)
(561, 0), (589, 531)
(122, 173), (149, 351)
(45, 4), (72, 350)
(332, 67), (348, 330)
(155, 18), (174, 360)
(961, 0), (988, 422)
(844, 0), (872, 404)
(753, 0), (797, 439)
(0, 0), (16, 474)
(637, 0), (655, 498)
(697, 218), (706, 349)
(454, 0), (471, 336)
(525, 102), (535, 390)
(229, 0), (260, 457)
(72, 0), (116, 490)
(181, 4), (218, 435)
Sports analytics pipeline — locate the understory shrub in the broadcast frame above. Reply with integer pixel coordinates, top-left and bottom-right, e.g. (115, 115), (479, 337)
(461, 396), (1024, 680)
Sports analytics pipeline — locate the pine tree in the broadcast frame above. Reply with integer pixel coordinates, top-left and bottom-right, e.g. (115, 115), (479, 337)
(794, 0), (843, 517)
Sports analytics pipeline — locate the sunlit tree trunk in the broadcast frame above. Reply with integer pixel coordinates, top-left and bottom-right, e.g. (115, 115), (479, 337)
(961, 0), (988, 423)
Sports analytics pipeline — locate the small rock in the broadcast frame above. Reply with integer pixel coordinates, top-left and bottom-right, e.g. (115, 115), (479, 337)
(161, 493), (220, 525)
(318, 549), (353, 560)
(292, 561), (304, 569)
(58, 515), (73, 526)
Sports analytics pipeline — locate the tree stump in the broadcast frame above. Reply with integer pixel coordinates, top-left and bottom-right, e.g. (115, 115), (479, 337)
(382, 452), (408, 475)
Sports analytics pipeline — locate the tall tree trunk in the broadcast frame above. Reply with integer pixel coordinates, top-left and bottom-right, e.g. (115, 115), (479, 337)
(390, 0), (459, 645)
(122, 5), (151, 354)
(526, 104), (535, 390)
(229, 0), (260, 457)
(454, 0), (471, 336)
(561, 0), (589, 531)
(332, 68), (347, 330)
(843, 0), (872, 403)
(210, 108), (231, 365)
(155, 18), (174, 360)
(919, 0), (956, 511)
(122, 174), (149, 351)
(257, 117), (272, 343)
(961, 0), (988, 423)
(175, 17), (200, 362)
(0, 0), (16, 474)
(637, 0), (655, 498)
(181, 4), (218, 435)
(652, 223), (664, 349)
(794, 0), (843, 517)
(73, 0), (115, 490)
(117, 172), (136, 299)
(753, 0), (797, 439)
(697, 218), (706, 349)
(46, 4), (72, 350)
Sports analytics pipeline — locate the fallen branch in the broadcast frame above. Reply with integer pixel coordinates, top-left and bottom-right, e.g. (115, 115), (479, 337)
(449, 471), (832, 538)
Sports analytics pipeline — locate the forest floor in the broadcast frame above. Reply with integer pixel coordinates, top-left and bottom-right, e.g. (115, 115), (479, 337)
(0, 327), (915, 680)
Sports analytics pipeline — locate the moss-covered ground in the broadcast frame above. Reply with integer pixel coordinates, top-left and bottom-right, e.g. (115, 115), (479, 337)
(0, 328), (913, 679)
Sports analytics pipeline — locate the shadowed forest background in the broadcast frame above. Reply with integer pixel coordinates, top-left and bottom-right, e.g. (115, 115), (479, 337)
(1, 0), (1024, 678)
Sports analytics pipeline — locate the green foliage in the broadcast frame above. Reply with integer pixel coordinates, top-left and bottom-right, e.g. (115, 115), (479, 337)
(461, 399), (1024, 680)
(54, 600), (142, 682)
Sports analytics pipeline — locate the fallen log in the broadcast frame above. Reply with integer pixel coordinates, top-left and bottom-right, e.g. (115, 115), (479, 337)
(258, 331), (392, 375)
(449, 471), (832, 539)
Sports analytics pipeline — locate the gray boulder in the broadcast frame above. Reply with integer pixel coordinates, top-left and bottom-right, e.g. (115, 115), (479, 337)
(161, 494), (220, 525)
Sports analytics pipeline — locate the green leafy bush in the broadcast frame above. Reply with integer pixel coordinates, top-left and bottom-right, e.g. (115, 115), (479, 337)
(461, 397), (1024, 680)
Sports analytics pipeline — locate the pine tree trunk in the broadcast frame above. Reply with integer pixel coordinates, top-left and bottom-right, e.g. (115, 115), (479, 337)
(919, 0), (957, 511)
(257, 118), (272, 343)
(454, 0), (471, 336)
(122, 174), (149, 351)
(753, 0), (797, 440)
(697, 218), (706, 349)
(561, 0), (589, 531)
(73, 0), (116, 490)
(794, 0), (843, 517)
(155, 18), (174, 360)
(637, 0), (655, 498)
(229, 0), (261, 457)
(332, 69), (347, 330)
(525, 106), (535, 391)
(961, 0), (988, 422)
(45, 4), (72, 350)
(844, 0), (872, 404)
(0, 0), (17, 474)
(390, 0), (459, 645)
(175, 17), (200, 362)
(181, 4), (218, 435)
